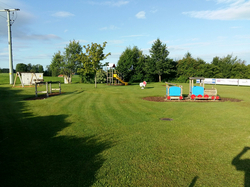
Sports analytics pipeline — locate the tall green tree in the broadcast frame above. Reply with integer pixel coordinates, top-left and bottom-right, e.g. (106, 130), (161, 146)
(211, 54), (245, 78)
(62, 40), (83, 83)
(16, 63), (27, 72)
(30, 65), (37, 73)
(116, 46), (145, 82)
(78, 42), (111, 88)
(50, 51), (64, 77)
(38, 65), (44, 73)
(247, 65), (250, 79)
(26, 63), (32, 72)
(176, 52), (206, 82)
(44, 65), (52, 76)
(148, 38), (173, 82)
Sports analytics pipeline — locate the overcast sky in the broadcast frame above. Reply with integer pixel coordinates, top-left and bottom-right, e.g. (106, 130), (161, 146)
(0, 0), (250, 69)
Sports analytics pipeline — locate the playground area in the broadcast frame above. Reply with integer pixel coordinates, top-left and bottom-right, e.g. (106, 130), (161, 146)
(106, 64), (128, 86)
(1, 74), (250, 186)
(165, 77), (220, 101)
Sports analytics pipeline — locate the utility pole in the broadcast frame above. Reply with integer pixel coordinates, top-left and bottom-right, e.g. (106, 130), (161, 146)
(0, 9), (20, 84)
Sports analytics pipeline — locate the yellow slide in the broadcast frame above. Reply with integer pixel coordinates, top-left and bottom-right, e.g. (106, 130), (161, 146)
(113, 74), (128, 85)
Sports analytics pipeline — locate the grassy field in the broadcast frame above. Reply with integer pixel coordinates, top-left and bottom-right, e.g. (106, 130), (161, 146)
(1, 73), (250, 186)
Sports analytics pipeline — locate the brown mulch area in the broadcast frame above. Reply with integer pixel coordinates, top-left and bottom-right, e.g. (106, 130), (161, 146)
(142, 97), (242, 102)
(25, 92), (64, 100)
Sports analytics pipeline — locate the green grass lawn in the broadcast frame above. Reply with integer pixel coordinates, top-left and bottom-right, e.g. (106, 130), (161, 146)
(1, 73), (250, 186)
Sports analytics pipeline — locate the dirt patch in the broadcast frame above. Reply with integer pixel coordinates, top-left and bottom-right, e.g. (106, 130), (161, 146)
(142, 96), (242, 102)
(25, 92), (64, 100)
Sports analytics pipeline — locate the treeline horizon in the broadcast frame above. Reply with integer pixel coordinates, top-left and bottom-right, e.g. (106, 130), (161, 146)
(115, 38), (250, 83)
(2, 38), (250, 83)
(2, 52), (250, 83)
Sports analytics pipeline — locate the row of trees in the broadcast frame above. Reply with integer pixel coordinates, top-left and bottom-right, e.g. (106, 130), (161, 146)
(48, 38), (249, 84)
(49, 40), (110, 87)
(116, 38), (250, 83)
(15, 63), (44, 73)
(0, 68), (12, 73)
(176, 53), (250, 82)
(116, 39), (176, 82)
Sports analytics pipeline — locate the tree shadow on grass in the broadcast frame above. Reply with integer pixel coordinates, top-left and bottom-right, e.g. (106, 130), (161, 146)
(0, 86), (113, 187)
(189, 176), (199, 187)
(232, 147), (250, 187)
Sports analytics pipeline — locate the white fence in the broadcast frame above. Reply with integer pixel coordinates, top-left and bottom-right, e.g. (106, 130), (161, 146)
(197, 78), (250, 86)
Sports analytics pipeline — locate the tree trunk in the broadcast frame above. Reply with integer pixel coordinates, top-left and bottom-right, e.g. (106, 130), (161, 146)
(95, 73), (97, 88)
(69, 74), (72, 84)
(159, 74), (161, 82)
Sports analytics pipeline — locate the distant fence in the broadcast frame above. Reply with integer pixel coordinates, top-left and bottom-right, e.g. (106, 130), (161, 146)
(197, 78), (250, 86)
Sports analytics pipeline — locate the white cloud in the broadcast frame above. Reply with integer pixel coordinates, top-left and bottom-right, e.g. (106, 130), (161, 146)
(147, 40), (156, 44)
(183, 0), (250, 20)
(136, 11), (146, 19)
(52, 11), (75, 17)
(234, 34), (250, 39)
(215, 0), (245, 6)
(150, 8), (158, 13)
(0, 52), (8, 56)
(16, 34), (61, 41)
(88, 1), (129, 7)
(112, 0), (129, 6)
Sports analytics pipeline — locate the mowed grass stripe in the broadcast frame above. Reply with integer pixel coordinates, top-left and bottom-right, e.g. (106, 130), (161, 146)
(76, 91), (104, 134)
(104, 85), (165, 123)
(103, 91), (142, 125)
(94, 92), (122, 128)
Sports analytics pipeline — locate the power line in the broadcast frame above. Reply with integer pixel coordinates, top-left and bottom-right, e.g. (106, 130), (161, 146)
(0, 1), (12, 9)
(0, 13), (6, 19)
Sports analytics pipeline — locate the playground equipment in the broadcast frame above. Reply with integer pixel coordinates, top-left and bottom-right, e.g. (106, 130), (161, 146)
(106, 64), (128, 85)
(113, 74), (128, 85)
(13, 72), (44, 87)
(139, 81), (147, 89)
(165, 78), (219, 101)
(166, 82), (183, 100)
(189, 77), (219, 100)
(35, 81), (61, 97)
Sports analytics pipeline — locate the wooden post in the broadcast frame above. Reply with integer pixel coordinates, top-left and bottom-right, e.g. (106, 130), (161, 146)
(112, 68), (113, 85)
(189, 79), (191, 95)
(13, 72), (18, 87)
(46, 82), (49, 97)
(50, 83), (52, 94)
(19, 72), (24, 87)
(35, 82), (38, 97)
(192, 79), (194, 91)
(59, 81), (61, 94)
